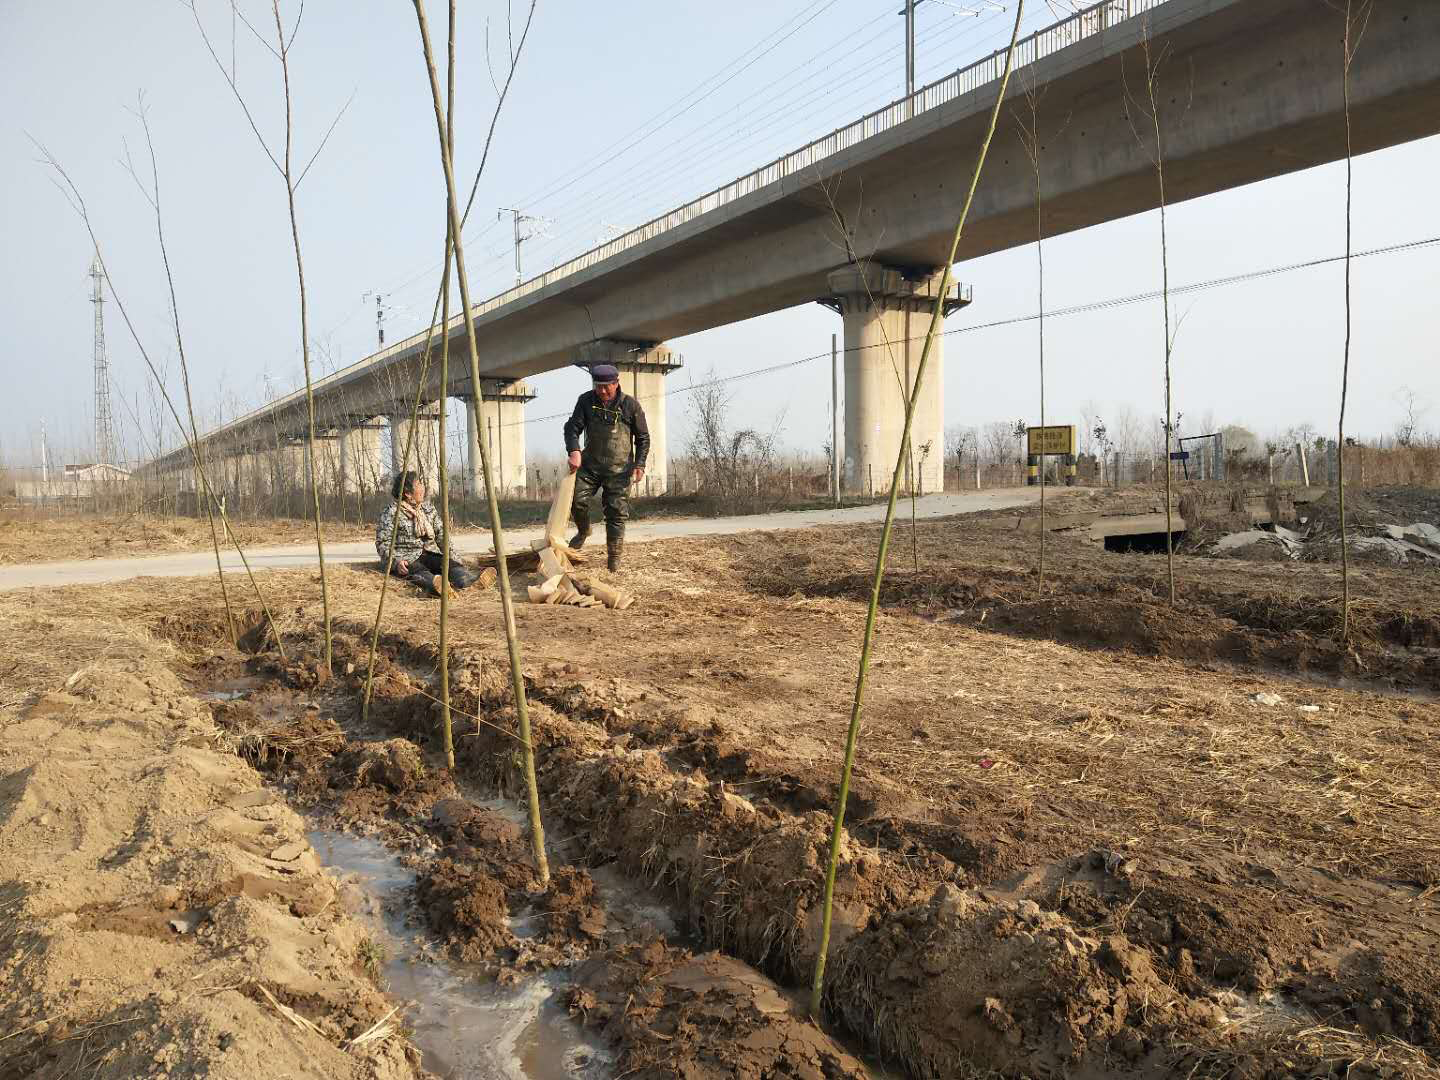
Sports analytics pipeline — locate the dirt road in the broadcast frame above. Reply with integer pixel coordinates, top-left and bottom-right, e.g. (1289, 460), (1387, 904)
(0, 489), (1036, 591)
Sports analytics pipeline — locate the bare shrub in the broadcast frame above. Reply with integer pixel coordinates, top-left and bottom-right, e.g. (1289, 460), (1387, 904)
(684, 371), (782, 501)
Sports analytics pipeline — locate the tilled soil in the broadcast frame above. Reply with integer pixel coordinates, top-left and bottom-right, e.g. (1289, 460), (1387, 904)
(3, 499), (1440, 1078)
(0, 659), (428, 1080)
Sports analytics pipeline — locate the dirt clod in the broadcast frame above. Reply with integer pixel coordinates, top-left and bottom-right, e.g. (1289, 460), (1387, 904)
(569, 942), (869, 1079)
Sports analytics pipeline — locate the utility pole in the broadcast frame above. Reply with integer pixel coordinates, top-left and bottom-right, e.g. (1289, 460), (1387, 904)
(899, 1), (1003, 117)
(905, 0), (917, 116)
(90, 255), (114, 467)
(39, 420), (50, 501)
(898, 0), (933, 117)
(362, 292), (387, 348)
(498, 207), (547, 287)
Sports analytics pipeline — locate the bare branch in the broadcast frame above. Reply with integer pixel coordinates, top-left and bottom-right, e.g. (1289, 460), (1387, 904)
(185, 0), (283, 175)
(295, 88), (356, 190)
(31, 134), (286, 655)
(460, 0), (538, 229)
(283, 0), (304, 54)
(485, 19), (502, 99)
(228, 0), (281, 60)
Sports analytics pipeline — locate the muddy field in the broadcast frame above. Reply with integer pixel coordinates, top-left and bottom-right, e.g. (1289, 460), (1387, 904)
(2, 500), (1438, 1078)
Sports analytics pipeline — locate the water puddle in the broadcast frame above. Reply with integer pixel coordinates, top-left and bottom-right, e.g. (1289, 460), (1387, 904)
(309, 828), (613, 1080)
(1215, 987), (1318, 1032)
(199, 676), (264, 701)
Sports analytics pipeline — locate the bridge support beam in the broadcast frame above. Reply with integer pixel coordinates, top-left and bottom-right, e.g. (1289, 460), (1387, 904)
(821, 266), (969, 495)
(338, 419), (387, 498)
(580, 340), (683, 496)
(463, 381), (535, 499)
(389, 403), (441, 481)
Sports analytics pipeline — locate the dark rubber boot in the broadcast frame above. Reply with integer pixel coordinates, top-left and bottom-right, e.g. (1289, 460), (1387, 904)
(606, 539), (623, 573)
(570, 504), (591, 549)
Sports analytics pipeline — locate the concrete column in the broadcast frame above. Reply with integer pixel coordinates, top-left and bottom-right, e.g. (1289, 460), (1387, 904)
(232, 449), (256, 503)
(578, 339), (684, 496)
(389, 403), (442, 480)
(463, 381), (535, 498)
(820, 266), (970, 494)
(276, 440), (306, 495)
(338, 419), (387, 497)
(220, 445), (243, 500)
(249, 448), (273, 503)
(303, 433), (342, 495)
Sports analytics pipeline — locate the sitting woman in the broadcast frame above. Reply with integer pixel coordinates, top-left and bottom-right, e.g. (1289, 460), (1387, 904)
(375, 470), (479, 595)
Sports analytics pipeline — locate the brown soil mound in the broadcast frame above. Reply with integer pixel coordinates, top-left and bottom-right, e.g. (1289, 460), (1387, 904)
(830, 884), (1212, 1078)
(449, 682), (941, 986)
(746, 548), (1439, 687)
(351, 739), (426, 791)
(0, 661), (425, 1080)
(415, 857), (515, 963)
(569, 941), (869, 1078)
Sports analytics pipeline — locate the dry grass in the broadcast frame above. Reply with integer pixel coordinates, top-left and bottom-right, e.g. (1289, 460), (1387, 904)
(0, 511), (368, 565)
(0, 588), (181, 711)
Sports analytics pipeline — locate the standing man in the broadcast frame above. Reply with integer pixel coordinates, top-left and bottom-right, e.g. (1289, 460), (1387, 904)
(563, 363), (649, 572)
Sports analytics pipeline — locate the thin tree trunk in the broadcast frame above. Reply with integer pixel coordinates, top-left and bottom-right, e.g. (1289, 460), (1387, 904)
(1017, 76), (1049, 585)
(413, 0), (549, 886)
(1135, 24), (1178, 606)
(271, 0), (332, 671)
(38, 144), (287, 658)
(809, 0), (1026, 1019)
(361, 0), (533, 730)
(437, 0), (457, 770)
(126, 108), (237, 646)
(361, 325), (443, 723)
(1337, 0), (1366, 642)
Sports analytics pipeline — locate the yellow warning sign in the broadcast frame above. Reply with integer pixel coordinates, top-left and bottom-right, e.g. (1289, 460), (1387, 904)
(1026, 425), (1076, 456)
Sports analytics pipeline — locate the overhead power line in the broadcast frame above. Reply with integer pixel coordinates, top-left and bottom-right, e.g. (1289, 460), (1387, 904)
(496, 233), (1440, 429)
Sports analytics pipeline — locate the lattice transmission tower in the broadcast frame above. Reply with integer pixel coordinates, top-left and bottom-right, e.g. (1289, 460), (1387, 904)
(90, 255), (115, 466)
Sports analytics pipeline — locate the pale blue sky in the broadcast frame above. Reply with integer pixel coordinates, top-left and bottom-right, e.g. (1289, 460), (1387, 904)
(3, 0), (1437, 469)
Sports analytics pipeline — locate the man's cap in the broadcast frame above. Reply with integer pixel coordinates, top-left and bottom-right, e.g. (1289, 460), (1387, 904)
(590, 363), (620, 385)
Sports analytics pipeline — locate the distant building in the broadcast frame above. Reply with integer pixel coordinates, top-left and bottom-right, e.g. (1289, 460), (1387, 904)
(15, 462), (130, 502)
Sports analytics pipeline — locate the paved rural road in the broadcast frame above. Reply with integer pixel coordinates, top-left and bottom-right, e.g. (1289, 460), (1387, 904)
(0, 489), (1039, 591)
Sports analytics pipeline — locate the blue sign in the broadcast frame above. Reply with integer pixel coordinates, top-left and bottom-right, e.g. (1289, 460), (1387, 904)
(1169, 451), (1190, 461)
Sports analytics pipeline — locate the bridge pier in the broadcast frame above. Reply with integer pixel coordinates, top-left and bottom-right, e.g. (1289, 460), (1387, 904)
(276, 440), (306, 499)
(579, 340), (683, 496)
(463, 381), (534, 499)
(338, 419), (387, 498)
(304, 432), (342, 495)
(233, 449), (261, 504)
(820, 266), (969, 495)
(389, 403), (442, 482)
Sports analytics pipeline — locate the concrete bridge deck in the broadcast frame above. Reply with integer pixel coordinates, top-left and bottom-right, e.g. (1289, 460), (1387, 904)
(149, 0), (1440, 495)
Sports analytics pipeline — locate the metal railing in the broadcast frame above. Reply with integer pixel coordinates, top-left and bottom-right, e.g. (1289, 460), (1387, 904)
(199, 0), (1165, 450)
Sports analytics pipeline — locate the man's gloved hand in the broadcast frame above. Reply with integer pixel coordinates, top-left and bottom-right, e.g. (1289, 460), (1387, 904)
(568, 450), (581, 472)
